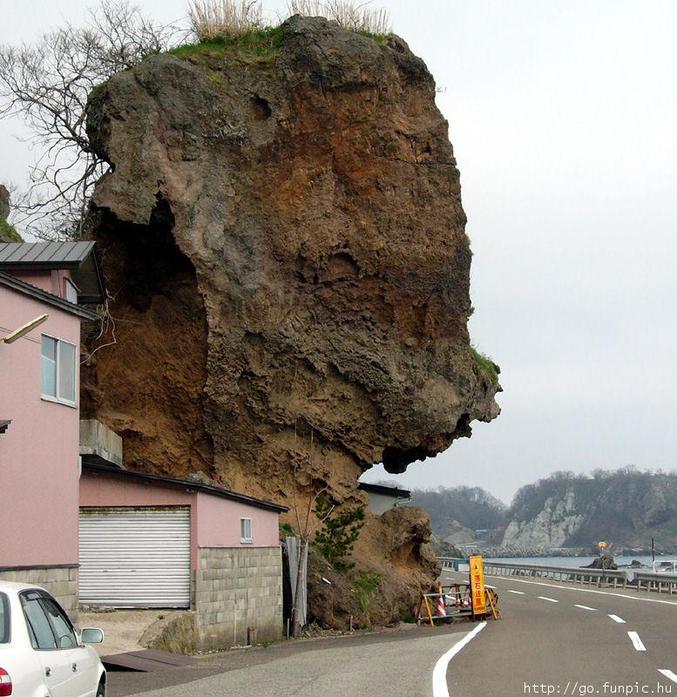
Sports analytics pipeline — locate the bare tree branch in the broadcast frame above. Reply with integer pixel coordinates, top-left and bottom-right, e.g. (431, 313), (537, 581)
(0, 1), (183, 240)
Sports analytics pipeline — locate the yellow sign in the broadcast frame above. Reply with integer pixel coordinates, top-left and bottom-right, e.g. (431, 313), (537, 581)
(469, 555), (486, 616)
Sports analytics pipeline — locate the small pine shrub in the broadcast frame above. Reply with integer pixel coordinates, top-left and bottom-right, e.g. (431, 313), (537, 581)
(314, 492), (366, 572)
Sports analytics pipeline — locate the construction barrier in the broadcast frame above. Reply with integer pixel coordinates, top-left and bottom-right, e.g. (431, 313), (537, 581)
(415, 583), (501, 625)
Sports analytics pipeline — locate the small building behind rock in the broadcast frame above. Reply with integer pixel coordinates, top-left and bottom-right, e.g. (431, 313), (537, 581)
(358, 482), (411, 515)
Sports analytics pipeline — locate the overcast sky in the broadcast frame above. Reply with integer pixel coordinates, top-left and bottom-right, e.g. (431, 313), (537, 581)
(2, 1), (676, 503)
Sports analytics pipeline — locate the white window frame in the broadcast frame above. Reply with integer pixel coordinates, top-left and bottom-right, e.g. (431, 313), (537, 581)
(240, 517), (253, 544)
(41, 334), (77, 408)
(64, 278), (79, 304)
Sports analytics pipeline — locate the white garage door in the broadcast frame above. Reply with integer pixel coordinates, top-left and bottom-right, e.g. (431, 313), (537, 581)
(79, 507), (191, 608)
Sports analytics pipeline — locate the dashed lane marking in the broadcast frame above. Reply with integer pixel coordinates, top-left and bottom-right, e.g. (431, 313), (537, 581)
(628, 631), (646, 651)
(608, 614), (626, 623)
(658, 670), (677, 684)
(574, 604), (597, 611)
(538, 596), (559, 603)
(432, 622), (487, 697)
(507, 590), (525, 595)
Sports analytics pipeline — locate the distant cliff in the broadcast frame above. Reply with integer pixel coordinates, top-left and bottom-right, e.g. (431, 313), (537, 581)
(413, 470), (677, 555)
(502, 469), (677, 552)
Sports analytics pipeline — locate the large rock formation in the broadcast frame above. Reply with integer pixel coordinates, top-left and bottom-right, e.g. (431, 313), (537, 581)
(82, 16), (501, 623)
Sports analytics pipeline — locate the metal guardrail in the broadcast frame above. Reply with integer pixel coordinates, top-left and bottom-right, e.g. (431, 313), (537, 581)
(438, 557), (677, 595)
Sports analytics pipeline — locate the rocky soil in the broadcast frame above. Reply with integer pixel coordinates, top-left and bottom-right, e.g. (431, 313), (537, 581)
(81, 16), (501, 624)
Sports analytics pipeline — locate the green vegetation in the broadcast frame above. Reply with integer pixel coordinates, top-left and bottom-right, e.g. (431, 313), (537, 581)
(470, 345), (499, 384)
(280, 522), (295, 536)
(408, 486), (506, 542)
(169, 26), (284, 62)
(314, 492), (366, 572)
(355, 30), (390, 45)
(0, 218), (22, 242)
(353, 570), (381, 613)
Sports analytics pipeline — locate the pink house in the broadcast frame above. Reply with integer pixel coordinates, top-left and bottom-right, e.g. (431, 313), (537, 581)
(0, 241), (287, 648)
(0, 241), (105, 615)
(79, 462), (286, 647)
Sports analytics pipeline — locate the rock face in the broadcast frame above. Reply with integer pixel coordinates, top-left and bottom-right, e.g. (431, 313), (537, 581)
(82, 16), (501, 623)
(501, 489), (584, 549)
(501, 471), (677, 553)
(0, 185), (9, 220)
(0, 184), (21, 242)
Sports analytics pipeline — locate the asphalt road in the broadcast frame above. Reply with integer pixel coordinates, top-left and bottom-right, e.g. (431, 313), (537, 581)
(108, 572), (677, 697)
(107, 624), (470, 697)
(443, 569), (677, 697)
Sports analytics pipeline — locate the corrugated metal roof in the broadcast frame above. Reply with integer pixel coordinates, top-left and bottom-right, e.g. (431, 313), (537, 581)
(0, 241), (95, 268)
(82, 460), (289, 513)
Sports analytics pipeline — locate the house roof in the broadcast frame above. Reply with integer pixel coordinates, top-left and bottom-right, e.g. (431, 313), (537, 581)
(82, 459), (289, 514)
(0, 240), (95, 266)
(0, 420), (10, 434)
(0, 241), (105, 304)
(0, 271), (97, 320)
(358, 482), (411, 499)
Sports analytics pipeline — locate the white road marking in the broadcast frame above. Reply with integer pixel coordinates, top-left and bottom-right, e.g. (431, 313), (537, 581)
(474, 574), (677, 607)
(574, 604), (597, 611)
(658, 670), (677, 684)
(432, 622), (487, 697)
(608, 614), (626, 623)
(628, 631), (646, 651)
(507, 590), (525, 595)
(538, 596), (559, 603)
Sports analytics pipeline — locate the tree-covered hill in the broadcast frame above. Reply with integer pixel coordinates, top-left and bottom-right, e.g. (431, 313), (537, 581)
(405, 486), (506, 545)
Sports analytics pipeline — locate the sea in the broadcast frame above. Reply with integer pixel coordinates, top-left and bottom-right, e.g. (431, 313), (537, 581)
(486, 555), (665, 568)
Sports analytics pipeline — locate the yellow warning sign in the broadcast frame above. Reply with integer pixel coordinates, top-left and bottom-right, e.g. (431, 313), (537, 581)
(469, 555), (486, 616)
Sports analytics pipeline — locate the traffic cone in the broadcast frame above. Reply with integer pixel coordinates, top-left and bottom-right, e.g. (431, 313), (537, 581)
(435, 582), (446, 617)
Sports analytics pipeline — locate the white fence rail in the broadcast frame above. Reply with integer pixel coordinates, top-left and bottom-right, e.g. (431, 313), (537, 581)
(438, 557), (677, 595)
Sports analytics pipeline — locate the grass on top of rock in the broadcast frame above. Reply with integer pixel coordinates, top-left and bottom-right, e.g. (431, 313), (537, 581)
(175, 0), (391, 62)
(169, 26), (284, 62)
(470, 345), (499, 385)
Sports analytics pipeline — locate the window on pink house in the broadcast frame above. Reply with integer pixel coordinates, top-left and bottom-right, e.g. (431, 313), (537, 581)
(64, 279), (78, 304)
(240, 517), (253, 543)
(41, 335), (76, 406)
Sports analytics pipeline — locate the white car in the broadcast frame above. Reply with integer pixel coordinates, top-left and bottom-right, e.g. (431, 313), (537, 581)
(0, 581), (106, 696)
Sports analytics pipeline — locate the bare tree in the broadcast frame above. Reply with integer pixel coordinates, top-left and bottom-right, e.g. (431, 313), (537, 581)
(0, 1), (182, 240)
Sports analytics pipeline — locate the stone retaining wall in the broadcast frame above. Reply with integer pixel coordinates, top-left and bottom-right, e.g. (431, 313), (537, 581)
(195, 547), (282, 650)
(0, 566), (79, 618)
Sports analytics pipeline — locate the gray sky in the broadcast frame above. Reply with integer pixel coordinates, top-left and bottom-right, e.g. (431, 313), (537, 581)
(2, 1), (676, 503)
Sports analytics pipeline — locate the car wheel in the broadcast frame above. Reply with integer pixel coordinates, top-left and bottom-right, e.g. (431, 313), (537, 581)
(97, 679), (106, 697)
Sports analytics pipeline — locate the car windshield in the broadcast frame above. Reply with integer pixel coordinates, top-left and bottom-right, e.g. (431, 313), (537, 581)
(0, 594), (9, 643)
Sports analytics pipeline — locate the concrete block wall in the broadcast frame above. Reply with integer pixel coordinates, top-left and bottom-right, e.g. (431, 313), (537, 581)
(195, 547), (283, 650)
(0, 566), (79, 619)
